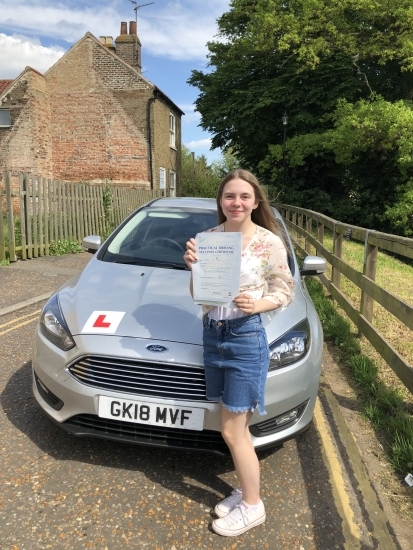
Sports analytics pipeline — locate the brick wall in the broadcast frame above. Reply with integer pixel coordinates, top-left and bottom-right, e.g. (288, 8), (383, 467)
(0, 71), (52, 177)
(0, 33), (182, 191)
(46, 38), (150, 185)
(152, 99), (182, 195)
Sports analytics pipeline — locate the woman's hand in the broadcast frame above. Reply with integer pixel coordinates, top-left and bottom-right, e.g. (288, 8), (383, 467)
(184, 238), (197, 270)
(233, 293), (255, 314)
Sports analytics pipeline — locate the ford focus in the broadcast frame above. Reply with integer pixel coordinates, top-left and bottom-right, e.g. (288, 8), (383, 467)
(32, 197), (326, 455)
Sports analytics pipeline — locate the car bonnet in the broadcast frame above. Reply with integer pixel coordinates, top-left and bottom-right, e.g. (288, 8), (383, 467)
(58, 257), (308, 346)
(58, 258), (204, 345)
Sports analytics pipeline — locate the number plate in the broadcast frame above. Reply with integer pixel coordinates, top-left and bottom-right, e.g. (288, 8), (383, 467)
(98, 396), (205, 431)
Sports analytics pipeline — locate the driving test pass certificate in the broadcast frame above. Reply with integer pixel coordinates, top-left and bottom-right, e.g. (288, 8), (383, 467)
(192, 231), (242, 306)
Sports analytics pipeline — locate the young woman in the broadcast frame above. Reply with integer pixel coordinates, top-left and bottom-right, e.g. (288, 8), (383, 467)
(184, 169), (295, 537)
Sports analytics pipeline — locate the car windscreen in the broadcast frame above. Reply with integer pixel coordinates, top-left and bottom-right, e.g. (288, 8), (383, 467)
(100, 207), (218, 269)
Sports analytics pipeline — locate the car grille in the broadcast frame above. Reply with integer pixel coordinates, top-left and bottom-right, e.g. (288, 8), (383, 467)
(62, 414), (229, 455)
(68, 355), (207, 401)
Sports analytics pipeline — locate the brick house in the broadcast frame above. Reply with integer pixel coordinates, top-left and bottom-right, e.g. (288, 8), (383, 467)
(0, 22), (183, 196)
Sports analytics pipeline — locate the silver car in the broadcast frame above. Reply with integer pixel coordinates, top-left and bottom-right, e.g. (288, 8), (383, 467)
(32, 197), (326, 455)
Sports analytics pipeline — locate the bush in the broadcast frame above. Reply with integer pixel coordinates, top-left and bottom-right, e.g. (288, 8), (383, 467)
(49, 239), (83, 256)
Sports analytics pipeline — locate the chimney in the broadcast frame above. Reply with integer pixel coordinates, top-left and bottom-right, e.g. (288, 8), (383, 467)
(115, 21), (141, 72)
(99, 36), (115, 52)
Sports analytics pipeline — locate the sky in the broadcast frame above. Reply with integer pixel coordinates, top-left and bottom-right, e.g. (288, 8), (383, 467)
(0, 0), (231, 163)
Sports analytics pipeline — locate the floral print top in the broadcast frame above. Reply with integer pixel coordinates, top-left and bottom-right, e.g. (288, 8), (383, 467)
(201, 224), (295, 316)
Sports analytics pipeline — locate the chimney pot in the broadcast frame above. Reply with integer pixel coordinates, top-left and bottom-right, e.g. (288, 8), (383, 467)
(129, 21), (137, 35)
(99, 36), (106, 44)
(120, 22), (127, 35)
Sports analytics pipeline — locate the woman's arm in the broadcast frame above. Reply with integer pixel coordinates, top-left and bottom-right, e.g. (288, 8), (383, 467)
(233, 295), (280, 315)
(234, 234), (295, 315)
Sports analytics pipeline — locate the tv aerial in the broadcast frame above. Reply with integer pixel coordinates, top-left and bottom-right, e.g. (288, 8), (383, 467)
(128, 1), (155, 23)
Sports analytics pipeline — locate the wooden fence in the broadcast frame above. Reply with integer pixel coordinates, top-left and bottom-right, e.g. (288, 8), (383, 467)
(278, 203), (413, 395)
(0, 171), (164, 262)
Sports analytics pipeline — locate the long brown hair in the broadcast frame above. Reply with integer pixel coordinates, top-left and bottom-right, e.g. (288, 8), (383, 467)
(216, 169), (288, 247)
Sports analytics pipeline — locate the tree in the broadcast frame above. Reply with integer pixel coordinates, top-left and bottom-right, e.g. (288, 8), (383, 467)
(211, 148), (241, 178)
(189, 0), (413, 234)
(180, 145), (221, 197)
(180, 146), (243, 198)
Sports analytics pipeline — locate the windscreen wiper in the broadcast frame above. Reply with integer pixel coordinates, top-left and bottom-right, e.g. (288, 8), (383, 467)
(113, 259), (188, 270)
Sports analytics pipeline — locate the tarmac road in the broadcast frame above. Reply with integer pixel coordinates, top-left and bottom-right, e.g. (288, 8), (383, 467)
(0, 254), (400, 550)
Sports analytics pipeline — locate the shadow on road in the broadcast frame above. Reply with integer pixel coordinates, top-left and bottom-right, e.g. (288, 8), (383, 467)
(1, 360), (282, 513)
(2, 360), (378, 548)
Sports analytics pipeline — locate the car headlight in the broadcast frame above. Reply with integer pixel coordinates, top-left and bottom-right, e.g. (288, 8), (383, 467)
(40, 294), (76, 351)
(268, 319), (310, 371)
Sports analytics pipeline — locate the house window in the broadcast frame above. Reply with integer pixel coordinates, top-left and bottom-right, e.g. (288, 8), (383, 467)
(169, 170), (176, 197)
(169, 113), (176, 148)
(0, 109), (11, 127)
(159, 167), (166, 189)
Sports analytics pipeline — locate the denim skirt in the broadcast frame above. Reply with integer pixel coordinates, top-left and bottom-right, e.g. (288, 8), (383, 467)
(202, 313), (270, 415)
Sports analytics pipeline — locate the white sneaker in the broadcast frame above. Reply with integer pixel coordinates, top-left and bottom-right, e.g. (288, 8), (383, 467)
(214, 489), (243, 518)
(212, 501), (266, 537)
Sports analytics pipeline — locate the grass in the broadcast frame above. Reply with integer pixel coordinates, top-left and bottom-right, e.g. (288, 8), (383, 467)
(305, 274), (413, 474)
(48, 239), (83, 256)
(300, 229), (413, 366)
(296, 228), (413, 475)
(2, 218), (84, 259)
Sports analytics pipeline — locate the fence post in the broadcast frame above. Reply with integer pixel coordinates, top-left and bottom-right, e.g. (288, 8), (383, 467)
(5, 171), (17, 262)
(332, 224), (342, 289)
(298, 212), (304, 248)
(24, 174), (32, 259)
(291, 211), (297, 241)
(68, 182), (75, 241)
(317, 221), (324, 244)
(58, 180), (63, 241)
(38, 176), (44, 256)
(306, 216), (312, 254)
(43, 177), (49, 256)
(0, 175), (5, 262)
(19, 173), (27, 260)
(53, 180), (58, 243)
(32, 174), (39, 258)
(360, 237), (378, 324)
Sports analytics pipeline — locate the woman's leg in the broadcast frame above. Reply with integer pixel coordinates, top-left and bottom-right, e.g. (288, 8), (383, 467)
(221, 407), (261, 505)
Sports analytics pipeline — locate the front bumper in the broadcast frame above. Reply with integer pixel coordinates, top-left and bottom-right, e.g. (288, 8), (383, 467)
(32, 327), (323, 454)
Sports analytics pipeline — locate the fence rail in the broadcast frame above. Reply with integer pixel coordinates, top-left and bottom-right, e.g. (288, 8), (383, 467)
(0, 171), (164, 262)
(277, 203), (413, 395)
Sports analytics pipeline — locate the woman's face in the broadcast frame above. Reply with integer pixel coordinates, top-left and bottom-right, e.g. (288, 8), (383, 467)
(220, 178), (258, 225)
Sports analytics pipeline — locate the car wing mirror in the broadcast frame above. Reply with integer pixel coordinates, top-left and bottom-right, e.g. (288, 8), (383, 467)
(300, 255), (327, 276)
(83, 235), (101, 254)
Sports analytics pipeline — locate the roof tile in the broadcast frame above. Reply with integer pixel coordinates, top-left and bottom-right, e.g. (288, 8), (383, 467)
(0, 80), (14, 95)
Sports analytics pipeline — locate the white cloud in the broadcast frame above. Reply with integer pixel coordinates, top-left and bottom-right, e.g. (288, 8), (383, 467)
(0, 33), (64, 78)
(185, 138), (212, 149)
(0, 1), (230, 61)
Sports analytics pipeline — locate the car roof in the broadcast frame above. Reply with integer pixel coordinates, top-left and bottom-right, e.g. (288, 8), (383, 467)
(148, 197), (217, 210)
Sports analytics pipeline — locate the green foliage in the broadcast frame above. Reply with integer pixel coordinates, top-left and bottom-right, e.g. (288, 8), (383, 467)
(49, 239), (83, 256)
(2, 216), (22, 248)
(239, 0), (413, 71)
(101, 181), (116, 238)
(0, 258), (10, 266)
(189, 0), (413, 236)
(180, 146), (244, 197)
(305, 275), (413, 473)
(384, 181), (413, 236)
(211, 148), (241, 179)
(181, 145), (224, 198)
